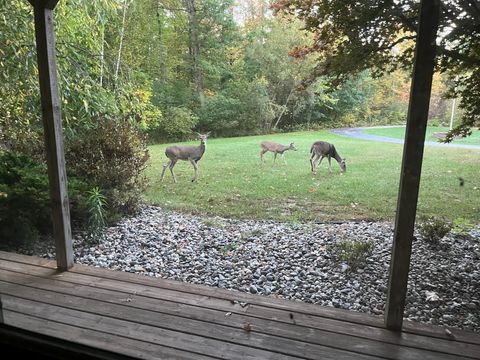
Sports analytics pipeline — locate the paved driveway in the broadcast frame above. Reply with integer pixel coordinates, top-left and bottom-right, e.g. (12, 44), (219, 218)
(332, 126), (480, 150)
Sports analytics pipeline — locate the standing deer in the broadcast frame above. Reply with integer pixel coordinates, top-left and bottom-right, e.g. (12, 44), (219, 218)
(310, 141), (346, 174)
(260, 141), (297, 165)
(161, 132), (210, 183)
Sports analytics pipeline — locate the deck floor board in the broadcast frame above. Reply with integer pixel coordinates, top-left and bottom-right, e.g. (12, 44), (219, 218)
(1, 251), (479, 360)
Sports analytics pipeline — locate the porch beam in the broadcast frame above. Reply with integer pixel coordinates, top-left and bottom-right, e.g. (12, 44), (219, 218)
(30, 0), (73, 270)
(385, 0), (440, 330)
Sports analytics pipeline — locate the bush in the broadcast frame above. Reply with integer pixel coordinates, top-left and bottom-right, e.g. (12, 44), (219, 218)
(329, 239), (374, 271)
(0, 152), (51, 247)
(417, 216), (452, 244)
(198, 95), (241, 135)
(66, 117), (150, 219)
(0, 151), (89, 248)
(155, 107), (198, 140)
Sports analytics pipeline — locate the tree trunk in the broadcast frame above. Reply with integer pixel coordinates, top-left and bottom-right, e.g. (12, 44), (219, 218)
(156, 2), (167, 85)
(273, 86), (295, 130)
(183, 0), (204, 107)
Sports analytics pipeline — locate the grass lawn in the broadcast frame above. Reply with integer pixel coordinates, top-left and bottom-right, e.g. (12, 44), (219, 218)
(144, 129), (480, 223)
(364, 126), (480, 145)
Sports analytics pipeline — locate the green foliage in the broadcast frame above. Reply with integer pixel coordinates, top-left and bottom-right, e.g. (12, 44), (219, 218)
(157, 107), (199, 140)
(273, 0), (480, 141)
(66, 117), (150, 218)
(417, 216), (452, 244)
(0, 151), (89, 248)
(86, 187), (108, 242)
(117, 74), (162, 131)
(0, 0), (43, 156)
(0, 152), (51, 246)
(329, 239), (374, 271)
(198, 95), (242, 135)
(220, 241), (237, 254)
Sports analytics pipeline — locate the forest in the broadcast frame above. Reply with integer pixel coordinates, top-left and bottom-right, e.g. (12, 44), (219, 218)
(0, 0), (477, 246)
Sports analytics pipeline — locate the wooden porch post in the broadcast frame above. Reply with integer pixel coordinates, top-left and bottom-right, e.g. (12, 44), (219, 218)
(385, 0), (440, 330)
(28, 0), (73, 270)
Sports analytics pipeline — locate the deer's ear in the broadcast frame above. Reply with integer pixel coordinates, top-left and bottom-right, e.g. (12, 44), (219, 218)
(206, 131), (211, 136)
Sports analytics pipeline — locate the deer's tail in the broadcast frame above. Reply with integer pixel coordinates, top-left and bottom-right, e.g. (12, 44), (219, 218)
(310, 144), (314, 154)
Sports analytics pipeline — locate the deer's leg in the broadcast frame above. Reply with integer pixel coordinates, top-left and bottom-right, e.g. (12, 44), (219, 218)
(169, 160), (177, 183)
(260, 149), (267, 162)
(273, 152), (277, 165)
(190, 159), (199, 182)
(311, 154), (320, 174)
(310, 152), (316, 172)
(161, 160), (171, 181)
(327, 156), (332, 173)
(281, 153), (287, 165)
(316, 155), (325, 172)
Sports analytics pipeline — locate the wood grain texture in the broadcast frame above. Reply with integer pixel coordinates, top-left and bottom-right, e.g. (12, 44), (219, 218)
(30, 1), (73, 270)
(1, 251), (478, 360)
(386, 0), (441, 330)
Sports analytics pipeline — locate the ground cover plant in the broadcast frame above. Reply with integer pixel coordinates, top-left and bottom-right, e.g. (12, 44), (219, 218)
(144, 129), (480, 223)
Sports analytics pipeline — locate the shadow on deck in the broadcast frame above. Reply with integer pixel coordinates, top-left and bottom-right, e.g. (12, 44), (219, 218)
(0, 251), (479, 360)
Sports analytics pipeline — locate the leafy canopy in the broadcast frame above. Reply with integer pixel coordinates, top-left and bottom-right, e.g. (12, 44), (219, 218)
(272, 0), (480, 141)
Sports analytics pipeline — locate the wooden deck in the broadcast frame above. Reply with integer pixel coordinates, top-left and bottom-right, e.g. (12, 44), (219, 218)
(0, 251), (479, 360)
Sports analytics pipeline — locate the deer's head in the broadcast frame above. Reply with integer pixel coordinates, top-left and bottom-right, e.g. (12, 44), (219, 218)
(340, 158), (346, 173)
(197, 132), (210, 144)
(289, 143), (297, 151)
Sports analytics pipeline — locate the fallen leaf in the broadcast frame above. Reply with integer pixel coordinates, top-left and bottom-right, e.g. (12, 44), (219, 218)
(243, 323), (252, 332)
(225, 312), (232, 317)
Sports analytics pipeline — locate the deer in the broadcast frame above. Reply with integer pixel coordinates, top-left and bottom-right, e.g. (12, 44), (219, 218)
(161, 132), (210, 183)
(260, 141), (297, 165)
(310, 141), (346, 174)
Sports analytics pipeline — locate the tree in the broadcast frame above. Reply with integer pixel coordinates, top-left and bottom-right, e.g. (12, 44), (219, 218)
(272, 0), (480, 141)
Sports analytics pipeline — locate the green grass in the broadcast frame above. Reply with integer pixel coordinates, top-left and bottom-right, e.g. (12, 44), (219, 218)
(364, 126), (480, 145)
(144, 130), (480, 223)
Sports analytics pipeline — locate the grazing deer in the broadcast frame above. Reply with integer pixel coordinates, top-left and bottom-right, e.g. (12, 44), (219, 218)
(310, 141), (346, 174)
(260, 141), (297, 165)
(161, 132), (210, 183)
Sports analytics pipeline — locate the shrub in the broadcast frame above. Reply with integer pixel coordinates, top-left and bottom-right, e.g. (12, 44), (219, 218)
(329, 239), (375, 271)
(156, 107), (198, 140)
(66, 117), (150, 219)
(198, 95), (241, 135)
(0, 152), (51, 247)
(0, 151), (89, 248)
(417, 216), (452, 244)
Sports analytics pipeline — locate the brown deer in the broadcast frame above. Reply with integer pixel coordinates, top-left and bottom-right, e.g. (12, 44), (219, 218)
(310, 141), (346, 174)
(260, 141), (297, 165)
(161, 132), (210, 183)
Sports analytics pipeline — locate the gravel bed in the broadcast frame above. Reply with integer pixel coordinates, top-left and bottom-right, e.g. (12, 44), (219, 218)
(23, 205), (480, 333)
